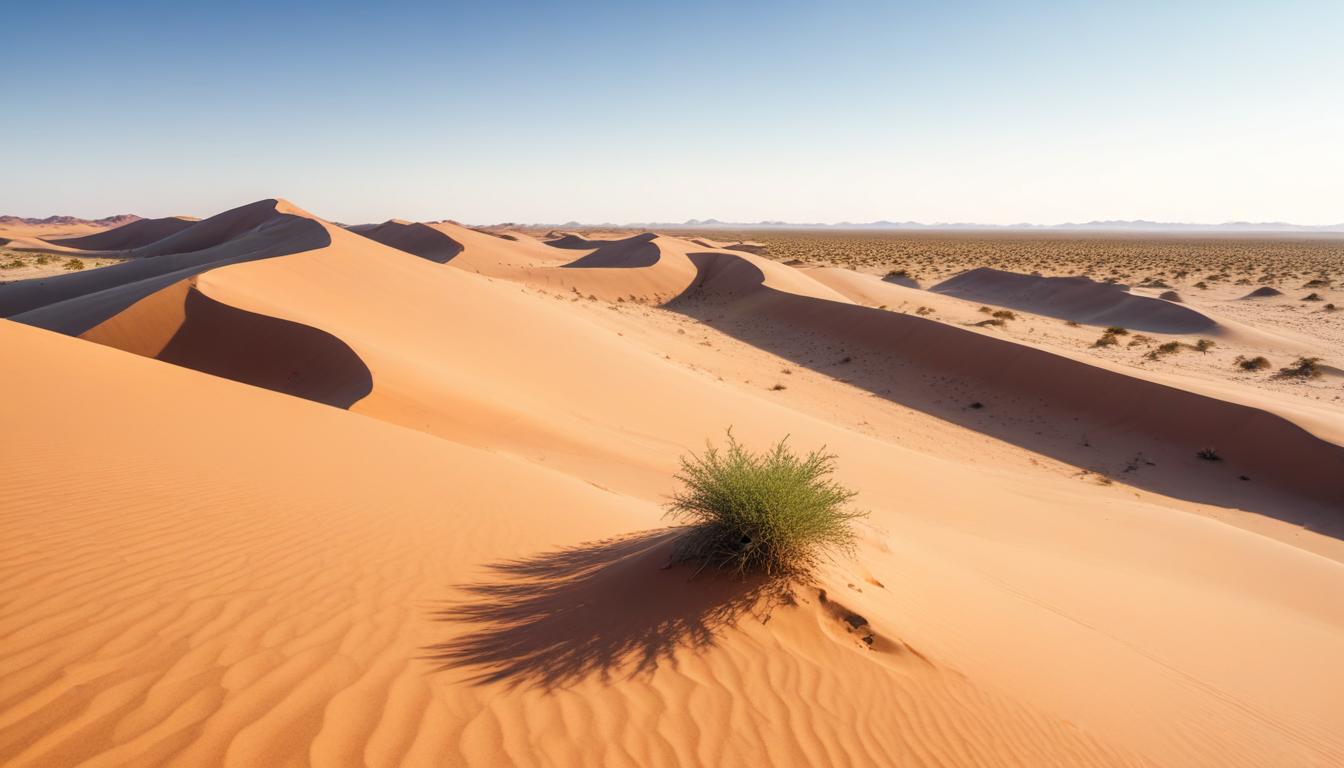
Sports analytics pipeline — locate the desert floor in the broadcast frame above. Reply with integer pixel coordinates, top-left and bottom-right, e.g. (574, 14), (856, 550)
(2, 204), (1342, 767)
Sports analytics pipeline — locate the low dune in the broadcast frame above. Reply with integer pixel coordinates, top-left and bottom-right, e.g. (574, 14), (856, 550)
(44, 215), (198, 251)
(1242, 286), (1285, 299)
(932, 267), (1220, 333)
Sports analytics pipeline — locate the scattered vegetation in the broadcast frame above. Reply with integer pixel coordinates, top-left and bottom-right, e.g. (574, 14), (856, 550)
(1092, 330), (1120, 347)
(63, 258), (85, 271)
(1235, 355), (1272, 371)
(1193, 338), (1215, 354)
(667, 432), (866, 579)
(1275, 356), (1323, 380)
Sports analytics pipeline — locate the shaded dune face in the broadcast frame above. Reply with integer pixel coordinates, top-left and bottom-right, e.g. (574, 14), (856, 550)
(82, 280), (372, 409)
(157, 288), (372, 408)
(932, 267), (1218, 333)
(347, 220), (464, 263)
(44, 216), (197, 251)
(674, 252), (1344, 516)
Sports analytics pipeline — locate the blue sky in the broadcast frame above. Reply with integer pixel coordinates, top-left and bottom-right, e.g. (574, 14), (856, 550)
(4, 1), (1341, 224)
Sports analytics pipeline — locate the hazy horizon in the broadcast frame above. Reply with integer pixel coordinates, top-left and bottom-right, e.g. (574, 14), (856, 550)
(5, 1), (1341, 225)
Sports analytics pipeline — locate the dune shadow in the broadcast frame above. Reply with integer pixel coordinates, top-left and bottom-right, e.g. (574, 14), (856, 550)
(157, 287), (373, 408)
(423, 529), (777, 689)
(667, 252), (1344, 534)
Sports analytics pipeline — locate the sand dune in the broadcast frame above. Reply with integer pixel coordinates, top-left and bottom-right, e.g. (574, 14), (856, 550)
(346, 220), (464, 263)
(932, 266), (1219, 333)
(0, 199), (328, 334)
(4, 199), (1344, 767)
(44, 215), (198, 251)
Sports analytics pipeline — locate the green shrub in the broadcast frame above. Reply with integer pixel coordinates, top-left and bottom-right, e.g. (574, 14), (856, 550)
(63, 258), (85, 271)
(667, 432), (866, 579)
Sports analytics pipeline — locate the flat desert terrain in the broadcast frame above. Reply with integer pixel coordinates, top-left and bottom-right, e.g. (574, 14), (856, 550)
(2, 203), (1342, 767)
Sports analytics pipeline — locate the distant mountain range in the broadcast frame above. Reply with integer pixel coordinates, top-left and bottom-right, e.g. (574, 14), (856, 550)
(0, 214), (141, 228)
(7, 212), (1342, 234)
(550, 218), (1344, 233)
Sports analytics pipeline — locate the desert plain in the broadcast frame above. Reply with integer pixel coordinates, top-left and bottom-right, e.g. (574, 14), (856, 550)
(1, 202), (1342, 767)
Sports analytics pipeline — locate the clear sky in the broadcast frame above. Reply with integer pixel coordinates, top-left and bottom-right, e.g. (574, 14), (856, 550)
(4, 1), (1341, 225)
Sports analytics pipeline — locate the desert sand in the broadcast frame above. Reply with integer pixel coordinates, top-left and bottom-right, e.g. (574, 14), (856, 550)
(2, 200), (1343, 767)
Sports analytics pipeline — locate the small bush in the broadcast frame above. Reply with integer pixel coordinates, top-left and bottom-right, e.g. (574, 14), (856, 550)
(991, 309), (1016, 320)
(1276, 357), (1323, 379)
(63, 258), (85, 271)
(1196, 448), (1222, 462)
(668, 432), (866, 579)
(1104, 326), (1129, 336)
(1, 257), (24, 269)
(1193, 338), (1215, 353)
(1235, 355), (1271, 371)
(1302, 292), (1323, 302)
(1093, 332), (1119, 347)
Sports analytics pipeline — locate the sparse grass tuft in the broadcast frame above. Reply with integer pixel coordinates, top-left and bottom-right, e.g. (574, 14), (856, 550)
(63, 258), (85, 271)
(1196, 448), (1222, 462)
(667, 432), (866, 579)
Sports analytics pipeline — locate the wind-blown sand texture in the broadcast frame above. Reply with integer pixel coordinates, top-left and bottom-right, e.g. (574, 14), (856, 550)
(2, 202), (1342, 767)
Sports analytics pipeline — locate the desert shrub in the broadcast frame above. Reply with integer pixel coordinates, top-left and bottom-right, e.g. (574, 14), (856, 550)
(1, 257), (24, 269)
(1302, 292), (1323, 301)
(976, 318), (1006, 327)
(1093, 331), (1119, 347)
(991, 309), (1016, 320)
(667, 432), (866, 579)
(1104, 326), (1129, 336)
(885, 268), (910, 279)
(63, 258), (85, 271)
(1193, 338), (1215, 353)
(1276, 357), (1323, 379)
(1196, 448), (1222, 461)
(978, 305), (993, 314)
(1235, 355), (1271, 371)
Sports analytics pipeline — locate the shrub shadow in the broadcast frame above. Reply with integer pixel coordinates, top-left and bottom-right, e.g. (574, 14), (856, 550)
(423, 529), (778, 689)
